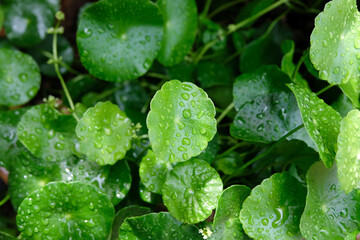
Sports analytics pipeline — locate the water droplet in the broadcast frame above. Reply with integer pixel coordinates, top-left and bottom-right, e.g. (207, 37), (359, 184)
(355, 39), (360, 49)
(181, 93), (190, 100)
(55, 142), (64, 150)
(182, 109), (191, 118)
(19, 73), (28, 82)
(333, 67), (340, 74)
(181, 84), (193, 91)
(182, 138), (191, 145)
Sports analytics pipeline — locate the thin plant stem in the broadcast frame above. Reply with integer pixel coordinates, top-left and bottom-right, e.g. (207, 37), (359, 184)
(209, 0), (247, 18)
(0, 194), (9, 207)
(291, 50), (308, 81)
(316, 84), (335, 96)
(146, 72), (169, 81)
(202, 0), (213, 17)
(216, 102), (234, 124)
(217, 141), (250, 158)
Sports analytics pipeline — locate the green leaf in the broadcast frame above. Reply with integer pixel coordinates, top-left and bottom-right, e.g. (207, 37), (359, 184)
(0, 108), (26, 168)
(0, 48), (41, 107)
(310, 0), (360, 107)
(77, 0), (163, 82)
(167, 60), (195, 83)
(17, 104), (76, 162)
(236, 0), (275, 27)
(240, 172), (306, 239)
(16, 182), (114, 240)
(3, 0), (59, 47)
(27, 35), (74, 77)
(139, 182), (162, 204)
(76, 101), (132, 165)
(147, 80), (216, 163)
(197, 134), (219, 164)
(162, 159), (223, 224)
(231, 66), (309, 144)
(300, 161), (360, 239)
(196, 61), (233, 88)
(9, 153), (132, 209)
(157, 0), (197, 66)
(211, 185), (251, 240)
(111, 206), (152, 240)
(281, 39), (309, 89)
(331, 93), (353, 117)
(118, 212), (203, 240)
(288, 83), (342, 168)
(200, 17), (227, 52)
(335, 110), (360, 193)
(139, 150), (171, 194)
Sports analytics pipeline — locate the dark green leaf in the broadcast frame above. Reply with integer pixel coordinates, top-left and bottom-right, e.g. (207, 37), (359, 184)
(300, 161), (360, 239)
(0, 48), (41, 107)
(162, 159), (223, 223)
(77, 0), (164, 81)
(16, 182), (114, 239)
(157, 0), (197, 66)
(17, 104), (76, 162)
(332, 93), (353, 117)
(288, 83), (342, 168)
(167, 60), (195, 83)
(211, 185), (251, 240)
(240, 172), (306, 239)
(119, 212), (203, 240)
(196, 61), (233, 88)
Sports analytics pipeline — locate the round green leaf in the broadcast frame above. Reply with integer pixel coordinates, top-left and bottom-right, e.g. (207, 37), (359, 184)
(211, 185), (251, 240)
(0, 108), (26, 168)
(139, 150), (172, 194)
(76, 101), (132, 165)
(300, 161), (360, 239)
(111, 206), (152, 240)
(310, 0), (360, 86)
(162, 159), (223, 224)
(0, 48), (41, 107)
(118, 212), (203, 240)
(157, 0), (197, 66)
(147, 80), (216, 163)
(17, 104), (76, 162)
(231, 66), (312, 147)
(288, 83), (342, 168)
(77, 0), (163, 82)
(16, 182), (114, 240)
(240, 172), (306, 239)
(336, 110), (360, 193)
(27, 35), (74, 77)
(3, 0), (59, 47)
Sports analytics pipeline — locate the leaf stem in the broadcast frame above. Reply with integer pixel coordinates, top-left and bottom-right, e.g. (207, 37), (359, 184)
(202, 0), (213, 17)
(216, 102), (234, 124)
(208, 0), (247, 18)
(146, 72), (169, 81)
(291, 49), (308, 81)
(217, 141), (250, 158)
(0, 194), (9, 207)
(316, 84), (335, 96)
(52, 22), (79, 121)
(194, 0), (288, 64)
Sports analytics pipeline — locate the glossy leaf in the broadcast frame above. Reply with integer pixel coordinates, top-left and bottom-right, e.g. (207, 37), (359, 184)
(77, 0), (163, 82)
(0, 48), (41, 107)
(16, 182), (114, 240)
(300, 161), (360, 239)
(0, 108), (26, 168)
(240, 172), (306, 239)
(211, 185), (251, 240)
(3, 0), (59, 47)
(27, 35), (74, 77)
(157, 0), (197, 66)
(139, 150), (171, 194)
(119, 212), (203, 240)
(17, 104), (76, 162)
(139, 182), (162, 204)
(147, 80), (216, 163)
(9, 153), (132, 209)
(231, 66), (307, 144)
(111, 206), (152, 240)
(281, 39), (309, 89)
(162, 159), (223, 224)
(336, 110), (360, 193)
(288, 83), (342, 168)
(76, 101), (132, 165)
(196, 61), (233, 88)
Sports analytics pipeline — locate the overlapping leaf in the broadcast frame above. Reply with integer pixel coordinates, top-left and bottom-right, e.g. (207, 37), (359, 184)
(77, 0), (163, 81)
(240, 172), (306, 239)
(162, 159), (223, 223)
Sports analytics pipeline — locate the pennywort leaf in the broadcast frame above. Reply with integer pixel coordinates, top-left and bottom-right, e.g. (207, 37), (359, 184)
(0, 48), (41, 107)
(76, 101), (132, 165)
(77, 0), (163, 82)
(147, 80), (216, 163)
(16, 182), (114, 240)
(162, 159), (223, 224)
(288, 83), (341, 168)
(240, 172), (306, 239)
